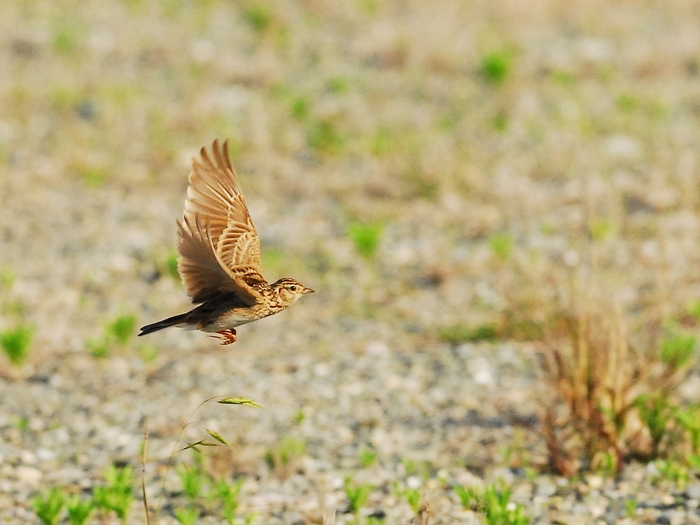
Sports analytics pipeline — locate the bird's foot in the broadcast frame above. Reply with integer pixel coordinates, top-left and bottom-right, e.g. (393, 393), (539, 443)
(215, 329), (237, 345)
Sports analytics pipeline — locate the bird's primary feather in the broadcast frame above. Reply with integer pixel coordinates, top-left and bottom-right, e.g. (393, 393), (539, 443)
(178, 139), (264, 306)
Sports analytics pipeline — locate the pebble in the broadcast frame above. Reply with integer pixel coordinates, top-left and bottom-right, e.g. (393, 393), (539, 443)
(35, 448), (55, 462)
(536, 478), (558, 498)
(19, 451), (35, 465)
(406, 476), (421, 489)
(15, 466), (42, 484)
(660, 494), (676, 505)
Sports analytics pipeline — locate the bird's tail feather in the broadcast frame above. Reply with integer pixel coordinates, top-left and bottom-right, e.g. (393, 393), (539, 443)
(138, 313), (188, 336)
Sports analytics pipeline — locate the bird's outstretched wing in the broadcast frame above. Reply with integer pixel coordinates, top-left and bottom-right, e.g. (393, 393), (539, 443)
(177, 139), (265, 305)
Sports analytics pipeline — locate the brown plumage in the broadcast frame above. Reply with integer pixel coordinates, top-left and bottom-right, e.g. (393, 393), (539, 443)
(139, 140), (313, 345)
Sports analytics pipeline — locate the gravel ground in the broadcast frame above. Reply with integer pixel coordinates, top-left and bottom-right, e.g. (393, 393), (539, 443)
(3, 1), (700, 524)
(4, 337), (700, 524)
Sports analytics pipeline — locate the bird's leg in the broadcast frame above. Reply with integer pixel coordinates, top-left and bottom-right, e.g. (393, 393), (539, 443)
(215, 329), (237, 345)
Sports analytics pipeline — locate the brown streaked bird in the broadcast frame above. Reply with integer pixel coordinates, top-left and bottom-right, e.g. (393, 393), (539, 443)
(139, 139), (314, 345)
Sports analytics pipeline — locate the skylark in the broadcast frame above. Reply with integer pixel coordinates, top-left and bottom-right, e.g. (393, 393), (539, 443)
(139, 139), (314, 345)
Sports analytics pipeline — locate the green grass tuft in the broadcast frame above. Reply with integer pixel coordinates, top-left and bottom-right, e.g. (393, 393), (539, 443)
(616, 92), (638, 112)
(328, 76), (351, 94)
(78, 166), (108, 188)
(371, 128), (392, 155)
(245, 3), (273, 32)
(53, 27), (78, 55)
(0, 324), (35, 367)
(660, 333), (696, 370)
(177, 462), (206, 501)
(438, 324), (499, 344)
(307, 119), (345, 155)
(0, 267), (16, 288)
(590, 218), (613, 241)
(454, 483), (529, 525)
(174, 507), (200, 525)
(489, 232), (513, 260)
(394, 483), (422, 515)
(107, 314), (137, 345)
(348, 221), (383, 260)
(265, 436), (306, 476)
(93, 465), (134, 522)
(217, 478), (245, 524)
(344, 477), (373, 514)
(33, 488), (66, 525)
(359, 446), (377, 468)
(66, 495), (94, 525)
(166, 252), (180, 280)
(291, 96), (310, 120)
(481, 50), (512, 84)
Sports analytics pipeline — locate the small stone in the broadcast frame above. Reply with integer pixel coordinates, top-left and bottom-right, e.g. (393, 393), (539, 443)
(28, 418), (44, 432)
(366, 341), (389, 356)
(0, 495), (13, 510)
(15, 466), (42, 484)
(36, 448), (55, 462)
(45, 468), (86, 482)
(19, 450), (36, 464)
(686, 485), (700, 500)
(605, 135), (641, 159)
(331, 477), (343, 489)
(52, 427), (70, 444)
(586, 475), (603, 490)
(536, 478), (557, 497)
(406, 476), (421, 489)
(660, 494), (675, 506)
(369, 509), (386, 519)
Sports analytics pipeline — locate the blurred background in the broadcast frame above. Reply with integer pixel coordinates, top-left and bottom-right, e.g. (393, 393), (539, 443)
(2, 0), (700, 523)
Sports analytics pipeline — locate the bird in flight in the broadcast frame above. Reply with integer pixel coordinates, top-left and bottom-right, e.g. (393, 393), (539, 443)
(139, 139), (314, 345)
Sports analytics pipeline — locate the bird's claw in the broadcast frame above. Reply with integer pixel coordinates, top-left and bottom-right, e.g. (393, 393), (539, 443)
(214, 329), (237, 345)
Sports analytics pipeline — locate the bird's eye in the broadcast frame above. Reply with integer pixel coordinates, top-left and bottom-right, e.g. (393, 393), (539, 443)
(290, 285), (297, 291)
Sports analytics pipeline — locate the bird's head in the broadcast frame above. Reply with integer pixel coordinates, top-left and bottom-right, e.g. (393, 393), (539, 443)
(272, 278), (314, 306)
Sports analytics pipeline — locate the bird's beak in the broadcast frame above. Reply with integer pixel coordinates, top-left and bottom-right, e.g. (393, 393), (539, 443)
(302, 287), (315, 295)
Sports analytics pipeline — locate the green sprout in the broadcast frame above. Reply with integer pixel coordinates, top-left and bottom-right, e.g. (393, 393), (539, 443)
(174, 507), (200, 525)
(348, 221), (383, 260)
(307, 119), (344, 155)
(245, 3), (273, 32)
(359, 446), (378, 468)
(177, 463), (206, 502)
(489, 232), (513, 260)
(66, 495), (94, 525)
(481, 50), (512, 84)
(87, 337), (110, 359)
(345, 477), (373, 514)
(165, 251), (180, 280)
(438, 324), (499, 344)
(33, 488), (66, 525)
(291, 97), (310, 120)
(0, 324), (35, 367)
(107, 314), (137, 345)
(395, 485), (422, 515)
(455, 483), (529, 525)
(661, 333), (696, 370)
(217, 478), (245, 524)
(93, 465), (134, 523)
(265, 436), (306, 475)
